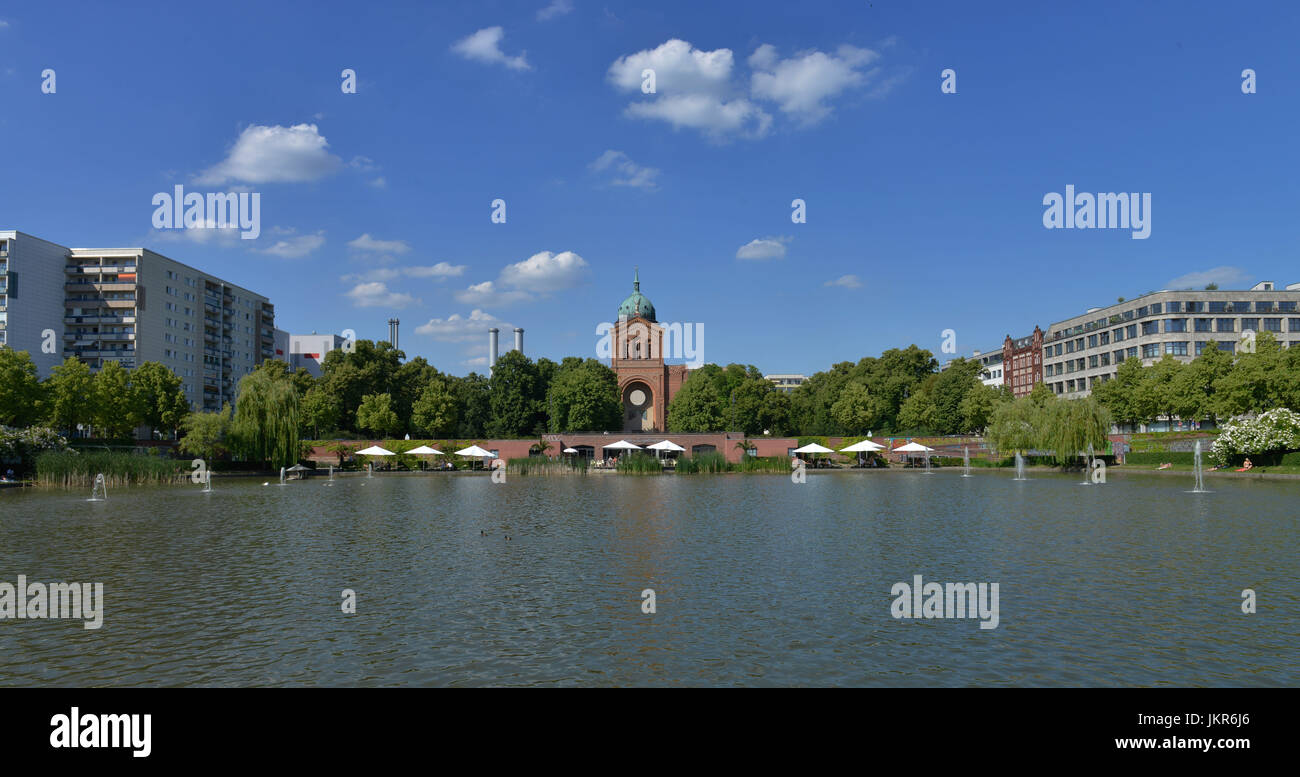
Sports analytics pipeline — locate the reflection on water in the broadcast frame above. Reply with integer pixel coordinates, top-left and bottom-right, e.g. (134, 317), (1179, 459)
(0, 470), (1295, 686)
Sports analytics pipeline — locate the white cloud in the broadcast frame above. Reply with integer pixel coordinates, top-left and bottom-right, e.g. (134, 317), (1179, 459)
(0, 20), (10, 29)
(346, 281), (419, 309)
(499, 250), (589, 292)
(342, 263), (466, 283)
(1165, 267), (1252, 290)
(454, 250), (589, 307)
(257, 230), (326, 258)
(454, 280), (533, 307)
(349, 155), (379, 172)
(750, 44), (883, 125)
(736, 236), (791, 261)
(608, 39), (770, 139)
(347, 233), (411, 254)
(609, 38), (898, 138)
(588, 150), (660, 190)
(196, 124), (343, 185)
(625, 94), (769, 138)
(451, 27), (530, 71)
(463, 355), (489, 367)
(415, 309), (513, 342)
(825, 274), (862, 289)
(368, 176), (387, 189)
(152, 220), (243, 247)
(537, 0), (574, 21)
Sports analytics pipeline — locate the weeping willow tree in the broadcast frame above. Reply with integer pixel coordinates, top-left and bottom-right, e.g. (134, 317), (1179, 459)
(986, 397), (1047, 457)
(1043, 398), (1112, 466)
(232, 369), (300, 468)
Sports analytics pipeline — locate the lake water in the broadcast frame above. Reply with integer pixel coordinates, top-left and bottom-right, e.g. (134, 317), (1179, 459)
(0, 470), (1295, 686)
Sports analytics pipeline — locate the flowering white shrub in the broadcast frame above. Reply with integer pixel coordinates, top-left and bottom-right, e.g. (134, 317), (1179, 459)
(0, 426), (73, 461)
(1209, 408), (1300, 463)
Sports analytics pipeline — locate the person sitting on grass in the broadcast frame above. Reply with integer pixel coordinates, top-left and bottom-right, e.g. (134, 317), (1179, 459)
(1157, 462), (1173, 469)
(1241, 458), (1253, 470)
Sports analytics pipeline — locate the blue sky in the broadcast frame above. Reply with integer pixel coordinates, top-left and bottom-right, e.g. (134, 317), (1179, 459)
(2, 1), (1297, 375)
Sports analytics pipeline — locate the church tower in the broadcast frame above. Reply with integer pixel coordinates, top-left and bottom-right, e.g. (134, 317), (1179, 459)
(610, 269), (689, 432)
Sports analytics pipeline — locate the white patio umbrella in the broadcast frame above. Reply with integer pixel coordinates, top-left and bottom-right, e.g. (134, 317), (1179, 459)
(893, 441), (935, 472)
(354, 445), (395, 475)
(455, 445), (493, 470)
(792, 442), (835, 467)
(562, 447), (580, 454)
(839, 439), (885, 452)
(647, 440), (686, 459)
(355, 445), (395, 457)
(603, 440), (644, 451)
(840, 438), (885, 467)
(405, 444), (443, 470)
(792, 443), (834, 454)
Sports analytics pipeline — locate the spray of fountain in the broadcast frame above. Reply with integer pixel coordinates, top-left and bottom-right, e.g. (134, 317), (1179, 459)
(1014, 451), (1027, 481)
(88, 473), (108, 502)
(962, 446), (972, 477)
(202, 470), (213, 493)
(277, 466), (288, 486)
(325, 465), (335, 487)
(1190, 439), (1211, 493)
(367, 462), (373, 479)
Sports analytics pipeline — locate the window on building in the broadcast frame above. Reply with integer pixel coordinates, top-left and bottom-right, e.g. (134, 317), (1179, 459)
(1280, 301), (1297, 312)
(1125, 324), (1137, 339)
(1289, 318), (1300, 332)
(1256, 301), (1274, 313)
(1165, 342), (1189, 356)
(1141, 321), (1159, 335)
(1218, 341), (1236, 354)
(1166, 319), (1187, 333)
(1142, 343), (1160, 358)
(1209, 301), (1226, 313)
(1167, 301), (1181, 313)
(1217, 318), (1235, 332)
(1089, 355), (1099, 368)
(1194, 318), (1212, 332)
(1087, 335), (1097, 348)
(1263, 318), (1282, 332)
(1241, 318), (1260, 332)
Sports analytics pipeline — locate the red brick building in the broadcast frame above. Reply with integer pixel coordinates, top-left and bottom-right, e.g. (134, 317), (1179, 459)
(610, 270), (689, 432)
(1002, 325), (1044, 397)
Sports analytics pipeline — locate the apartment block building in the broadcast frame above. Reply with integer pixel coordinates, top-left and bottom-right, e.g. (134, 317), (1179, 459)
(1043, 281), (1300, 399)
(0, 230), (276, 411)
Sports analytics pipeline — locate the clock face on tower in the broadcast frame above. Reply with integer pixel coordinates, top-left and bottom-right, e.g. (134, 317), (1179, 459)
(629, 388), (646, 406)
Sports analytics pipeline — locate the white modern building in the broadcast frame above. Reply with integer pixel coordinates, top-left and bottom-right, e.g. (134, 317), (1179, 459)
(765, 373), (807, 393)
(1, 230), (276, 410)
(1043, 281), (1300, 399)
(276, 330), (347, 377)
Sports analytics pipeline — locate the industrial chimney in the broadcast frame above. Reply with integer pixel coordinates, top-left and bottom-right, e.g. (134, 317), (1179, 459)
(514, 327), (524, 355)
(489, 327), (499, 371)
(387, 318), (400, 350)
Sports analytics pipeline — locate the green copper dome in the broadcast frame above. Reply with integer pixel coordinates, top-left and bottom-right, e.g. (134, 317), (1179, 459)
(617, 268), (656, 322)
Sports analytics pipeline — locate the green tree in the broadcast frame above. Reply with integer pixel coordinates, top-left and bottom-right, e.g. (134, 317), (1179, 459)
(959, 383), (1007, 434)
(300, 385), (342, 439)
(1043, 398), (1111, 465)
(356, 392), (401, 437)
(411, 377), (460, 437)
(44, 357), (95, 434)
(897, 388), (939, 432)
(453, 373), (492, 438)
(757, 390), (792, 436)
(666, 364), (726, 432)
(487, 350), (542, 437)
(928, 358), (983, 434)
(0, 347), (44, 427)
(130, 361), (189, 438)
(92, 360), (135, 439)
(178, 404), (232, 461)
(831, 381), (880, 434)
(548, 359), (620, 432)
(231, 368), (300, 467)
(987, 396), (1047, 455)
(318, 340), (404, 433)
(1093, 357), (1144, 429)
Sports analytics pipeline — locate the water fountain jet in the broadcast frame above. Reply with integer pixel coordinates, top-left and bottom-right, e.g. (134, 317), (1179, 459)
(88, 473), (108, 501)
